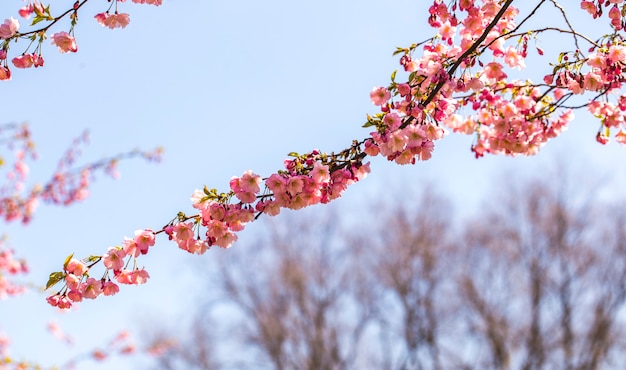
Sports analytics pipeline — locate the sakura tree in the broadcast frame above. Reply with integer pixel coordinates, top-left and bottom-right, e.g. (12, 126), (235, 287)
(1, 1), (624, 307)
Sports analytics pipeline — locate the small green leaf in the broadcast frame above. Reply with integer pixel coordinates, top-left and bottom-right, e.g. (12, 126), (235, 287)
(287, 152), (299, 157)
(45, 272), (65, 290)
(87, 255), (100, 263)
(362, 121), (374, 128)
(390, 70), (397, 82)
(63, 253), (74, 269)
(31, 17), (46, 26)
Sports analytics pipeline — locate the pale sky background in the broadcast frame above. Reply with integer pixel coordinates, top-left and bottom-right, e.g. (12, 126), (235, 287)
(1, 1), (626, 369)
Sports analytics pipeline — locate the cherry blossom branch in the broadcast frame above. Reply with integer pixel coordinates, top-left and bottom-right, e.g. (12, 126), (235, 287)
(0, 0), (161, 78)
(416, 0), (515, 114)
(42, 0), (626, 309)
(0, 124), (162, 223)
(13, 1), (90, 39)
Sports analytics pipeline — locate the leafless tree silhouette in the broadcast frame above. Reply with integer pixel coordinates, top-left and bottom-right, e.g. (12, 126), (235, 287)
(149, 171), (626, 370)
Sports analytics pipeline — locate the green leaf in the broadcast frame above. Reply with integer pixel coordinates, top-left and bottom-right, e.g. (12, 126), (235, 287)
(31, 17), (46, 26)
(87, 255), (100, 263)
(287, 152), (299, 157)
(392, 47), (405, 56)
(62, 253), (74, 270)
(391, 70), (397, 83)
(45, 272), (65, 290)
(362, 121), (374, 128)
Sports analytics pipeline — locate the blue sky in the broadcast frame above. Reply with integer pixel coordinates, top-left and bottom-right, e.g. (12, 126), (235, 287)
(1, 1), (626, 368)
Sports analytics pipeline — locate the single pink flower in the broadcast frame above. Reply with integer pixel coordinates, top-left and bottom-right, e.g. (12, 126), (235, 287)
(286, 176), (305, 195)
(103, 247), (126, 270)
(67, 289), (83, 302)
(130, 268), (150, 284)
(81, 277), (102, 299)
(214, 231), (237, 248)
(580, 1), (598, 16)
(57, 296), (72, 309)
(65, 273), (81, 290)
(596, 131), (610, 145)
(102, 281), (120, 296)
(46, 294), (60, 307)
(116, 270), (133, 284)
(484, 62), (507, 80)
(93, 350), (107, 361)
(12, 54), (34, 69)
(19, 5), (34, 19)
(0, 66), (10, 81)
(122, 237), (141, 257)
(266, 174), (287, 194)
(134, 229), (155, 254)
(238, 170), (262, 193)
(370, 87), (391, 106)
(262, 200), (281, 216)
(51, 32), (78, 53)
(65, 258), (88, 276)
(0, 18), (19, 39)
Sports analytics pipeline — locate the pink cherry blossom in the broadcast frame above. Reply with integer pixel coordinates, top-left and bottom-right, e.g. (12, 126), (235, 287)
(57, 296), (72, 309)
(370, 87), (391, 106)
(483, 62), (507, 80)
(65, 273), (81, 290)
(67, 289), (83, 302)
(46, 294), (60, 307)
(51, 32), (78, 53)
(65, 258), (88, 276)
(134, 229), (155, 253)
(102, 281), (120, 296)
(0, 18), (19, 39)
(103, 247), (126, 270)
(81, 278), (102, 299)
(130, 268), (150, 284)
(95, 12), (131, 29)
(0, 67), (10, 81)
(12, 54), (34, 69)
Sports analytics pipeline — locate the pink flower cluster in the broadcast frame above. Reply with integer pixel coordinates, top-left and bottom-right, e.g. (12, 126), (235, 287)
(177, 154), (370, 251)
(581, 0), (625, 29)
(51, 31), (78, 54)
(48, 149), (371, 304)
(46, 229), (155, 309)
(12, 53), (45, 69)
(94, 0), (162, 29)
(91, 331), (137, 362)
(46, 0), (626, 307)
(0, 0), (162, 80)
(18, 2), (45, 20)
(0, 244), (29, 299)
(363, 0), (626, 158)
(94, 12), (131, 29)
(0, 125), (161, 224)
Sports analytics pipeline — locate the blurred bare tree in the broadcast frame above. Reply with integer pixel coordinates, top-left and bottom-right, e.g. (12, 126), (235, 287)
(148, 172), (626, 370)
(458, 175), (626, 369)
